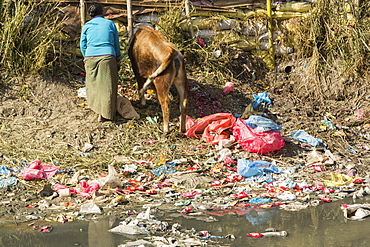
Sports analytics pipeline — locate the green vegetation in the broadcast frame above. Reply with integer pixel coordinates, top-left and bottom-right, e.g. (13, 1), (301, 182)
(0, 0), (368, 101)
(0, 0), (63, 79)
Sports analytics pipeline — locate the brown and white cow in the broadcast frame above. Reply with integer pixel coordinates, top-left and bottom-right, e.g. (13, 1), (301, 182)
(128, 26), (188, 134)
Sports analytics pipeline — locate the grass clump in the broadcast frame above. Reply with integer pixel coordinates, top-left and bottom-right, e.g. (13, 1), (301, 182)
(284, 0), (370, 101)
(0, 0), (63, 79)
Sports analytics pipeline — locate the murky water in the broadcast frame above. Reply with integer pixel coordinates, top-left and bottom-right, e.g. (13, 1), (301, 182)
(1, 196), (370, 247)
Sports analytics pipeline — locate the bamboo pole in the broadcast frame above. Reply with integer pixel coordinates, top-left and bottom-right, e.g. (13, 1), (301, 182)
(184, 0), (194, 38)
(80, 0), (86, 28)
(127, 0), (133, 39)
(266, 0), (274, 68)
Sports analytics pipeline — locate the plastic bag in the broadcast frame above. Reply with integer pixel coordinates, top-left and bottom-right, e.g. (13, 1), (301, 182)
(19, 160), (60, 180)
(223, 82), (234, 95)
(233, 118), (285, 153)
(117, 95), (140, 119)
(290, 130), (323, 147)
(152, 165), (176, 176)
(237, 159), (280, 178)
(0, 177), (17, 188)
(80, 202), (101, 214)
(245, 115), (281, 132)
(185, 113), (236, 144)
(341, 204), (370, 220)
(0, 165), (10, 175)
(95, 165), (122, 189)
(252, 92), (271, 109)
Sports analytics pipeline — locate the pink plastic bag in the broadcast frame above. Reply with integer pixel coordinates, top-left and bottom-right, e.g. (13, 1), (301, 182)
(232, 118), (284, 153)
(223, 82), (234, 95)
(185, 113), (236, 144)
(80, 181), (100, 194)
(19, 160), (60, 180)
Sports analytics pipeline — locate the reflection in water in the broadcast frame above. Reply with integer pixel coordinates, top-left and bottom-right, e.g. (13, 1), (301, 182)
(244, 207), (281, 225)
(0, 216), (130, 247)
(88, 217), (116, 247)
(1, 197), (370, 246)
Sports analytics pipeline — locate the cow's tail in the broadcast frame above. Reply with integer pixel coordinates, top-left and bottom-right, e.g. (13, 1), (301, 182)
(139, 50), (176, 95)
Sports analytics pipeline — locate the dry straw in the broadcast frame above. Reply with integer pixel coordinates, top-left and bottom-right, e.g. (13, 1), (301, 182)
(284, 0), (370, 101)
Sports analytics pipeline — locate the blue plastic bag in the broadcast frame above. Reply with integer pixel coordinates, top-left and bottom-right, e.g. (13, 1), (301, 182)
(152, 165), (176, 176)
(0, 177), (17, 189)
(245, 115), (281, 132)
(252, 92), (272, 109)
(237, 159), (280, 178)
(290, 130), (323, 147)
(0, 165), (10, 175)
(249, 198), (271, 204)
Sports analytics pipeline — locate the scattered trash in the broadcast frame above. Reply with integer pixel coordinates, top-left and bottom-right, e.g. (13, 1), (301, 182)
(80, 202), (101, 214)
(252, 92), (271, 109)
(290, 130), (323, 147)
(223, 82), (234, 95)
(237, 159), (280, 178)
(0, 177), (17, 188)
(341, 204), (370, 220)
(19, 160), (60, 180)
(2, 83), (369, 247)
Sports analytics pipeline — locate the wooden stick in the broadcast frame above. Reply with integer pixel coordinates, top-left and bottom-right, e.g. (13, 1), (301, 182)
(266, 0), (274, 68)
(80, 0), (86, 28)
(127, 0), (133, 39)
(184, 0), (194, 38)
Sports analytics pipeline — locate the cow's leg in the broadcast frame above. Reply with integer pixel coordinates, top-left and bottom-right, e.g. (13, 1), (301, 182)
(173, 64), (188, 133)
(154, 75), (172, 134)
(136, 75), (146, 106)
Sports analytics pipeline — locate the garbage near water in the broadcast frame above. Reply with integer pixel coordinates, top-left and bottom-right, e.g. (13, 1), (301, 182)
(0, 105), (368, 247)
(1, 89), (370, 246)
(1, 109), (370, 245)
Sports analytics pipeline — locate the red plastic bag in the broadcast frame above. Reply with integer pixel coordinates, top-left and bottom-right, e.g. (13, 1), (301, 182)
(232, 118), (284, 153)
(185, 113), (236, 144)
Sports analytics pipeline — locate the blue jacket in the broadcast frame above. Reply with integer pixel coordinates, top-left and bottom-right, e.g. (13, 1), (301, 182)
(80, 16), (122, 59)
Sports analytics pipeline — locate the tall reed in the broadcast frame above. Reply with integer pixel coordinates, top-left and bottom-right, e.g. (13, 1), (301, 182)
(0, 0), (63, 79)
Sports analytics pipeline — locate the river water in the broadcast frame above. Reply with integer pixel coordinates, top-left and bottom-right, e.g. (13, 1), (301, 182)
(1, 196), (370, 247)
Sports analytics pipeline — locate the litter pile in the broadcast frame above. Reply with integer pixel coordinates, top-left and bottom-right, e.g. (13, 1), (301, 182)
(1, 89), (370, 246)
